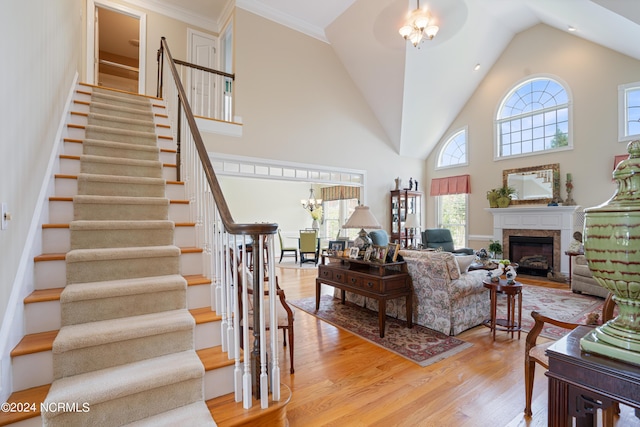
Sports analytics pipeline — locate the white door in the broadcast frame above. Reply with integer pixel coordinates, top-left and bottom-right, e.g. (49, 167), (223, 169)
(188, 30), (218, 117)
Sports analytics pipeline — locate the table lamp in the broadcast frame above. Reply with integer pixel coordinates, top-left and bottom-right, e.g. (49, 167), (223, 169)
(404, 213), (420, 248)
(342, 205), (381, 249)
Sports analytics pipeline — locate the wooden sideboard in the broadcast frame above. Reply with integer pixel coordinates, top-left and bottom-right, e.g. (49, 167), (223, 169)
(316, 255), (413, 338)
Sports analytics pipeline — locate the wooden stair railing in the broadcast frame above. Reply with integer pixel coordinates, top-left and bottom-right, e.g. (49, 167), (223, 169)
(157, 37), (283, 411)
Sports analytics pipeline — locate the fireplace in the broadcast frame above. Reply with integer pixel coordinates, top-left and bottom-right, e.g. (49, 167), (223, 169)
(509, 235), (554, 276)
(487, 205), (578, 276)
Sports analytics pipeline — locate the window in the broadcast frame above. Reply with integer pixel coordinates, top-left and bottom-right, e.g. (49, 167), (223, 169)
(619, 82), (640, 142)
(436, 194), (467, 248)
(437, 127), (468, 168)
(496, 77), (571, 158)
(322, 199), (359, 240)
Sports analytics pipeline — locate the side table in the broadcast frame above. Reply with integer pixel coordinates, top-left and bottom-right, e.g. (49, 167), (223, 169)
(565, 251), (584, 282)
(483, 278), (522, 340)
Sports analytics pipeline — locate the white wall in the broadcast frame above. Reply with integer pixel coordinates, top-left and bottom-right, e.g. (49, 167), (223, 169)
(0, 0), (83, 401)
(202, 9), (425, 234)
(425, 24), (640, 250)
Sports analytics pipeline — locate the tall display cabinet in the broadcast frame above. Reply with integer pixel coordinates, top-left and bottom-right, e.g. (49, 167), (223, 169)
(390, 190), (422, 248)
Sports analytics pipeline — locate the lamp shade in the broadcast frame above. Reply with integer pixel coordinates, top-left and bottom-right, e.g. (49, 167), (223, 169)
(404, 213), (420, 229)
(342, 206), (381, 230)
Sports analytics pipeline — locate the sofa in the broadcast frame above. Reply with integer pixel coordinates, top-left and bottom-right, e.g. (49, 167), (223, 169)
(338, 249), (490, 336)
(571, 254), (609, 298)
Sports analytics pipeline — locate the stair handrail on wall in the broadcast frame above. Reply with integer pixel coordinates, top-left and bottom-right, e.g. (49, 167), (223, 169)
(157, 37), (281, 410)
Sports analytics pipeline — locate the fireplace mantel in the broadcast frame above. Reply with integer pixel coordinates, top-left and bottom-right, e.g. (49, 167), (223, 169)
(486, 205), (579, 275)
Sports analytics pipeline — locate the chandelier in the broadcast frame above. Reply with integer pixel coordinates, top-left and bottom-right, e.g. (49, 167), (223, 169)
(301, 187), (322, 212)
(398, 0), (439, 48)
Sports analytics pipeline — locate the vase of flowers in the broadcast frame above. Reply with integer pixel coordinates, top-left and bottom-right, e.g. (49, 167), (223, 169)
(309, 207), (322, 229)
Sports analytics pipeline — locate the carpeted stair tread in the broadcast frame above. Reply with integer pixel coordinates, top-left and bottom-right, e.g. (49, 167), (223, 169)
(122, 401), (216, 426)
(61, 274), (186, 303)
(83, 138), (160, 161)
(73, 195), (169, 221)
(43, 351), (204, 423)
(77, 172), (164, 186)
(79, 154), (163, 178)
(61, 275), (186, 324)
(87, 112), (155, 133)
(90, 101), (154, 121)
(77, 172), (165, 197)
(66, 245), (180, 284)
(69, 219), (173, 232)
(73, 194), (168, 206)
(90, 90), (152, 110)
(85, 125), (158, 146)
(70, 219), (174, 248)
(66, 245), (180, 263)
(53, 309), (194, 353)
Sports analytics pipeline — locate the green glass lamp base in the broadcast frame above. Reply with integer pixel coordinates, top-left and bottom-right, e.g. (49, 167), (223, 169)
(580, 322), (640, 367)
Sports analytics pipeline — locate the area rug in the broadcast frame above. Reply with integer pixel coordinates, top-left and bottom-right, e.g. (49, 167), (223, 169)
(498, 282), (606, 340)
(289, 295), (472, 367)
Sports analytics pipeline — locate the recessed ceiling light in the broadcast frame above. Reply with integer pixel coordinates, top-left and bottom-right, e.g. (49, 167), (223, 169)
(473, 64), (480, 71)
(568, 26), (576, 32)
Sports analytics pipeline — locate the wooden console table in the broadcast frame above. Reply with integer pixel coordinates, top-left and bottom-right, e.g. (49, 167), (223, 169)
(316, 255), (413, 338)
(546, 326), (640, 427)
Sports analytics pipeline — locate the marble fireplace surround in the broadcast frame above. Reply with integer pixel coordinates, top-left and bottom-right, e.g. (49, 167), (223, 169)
(486, 206), (579, 276)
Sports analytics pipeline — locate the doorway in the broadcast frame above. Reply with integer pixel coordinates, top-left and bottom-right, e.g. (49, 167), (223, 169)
(86, 0), (146, 94)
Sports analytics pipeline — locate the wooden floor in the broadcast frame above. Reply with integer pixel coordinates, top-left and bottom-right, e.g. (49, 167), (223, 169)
(273, 267), (640, 427)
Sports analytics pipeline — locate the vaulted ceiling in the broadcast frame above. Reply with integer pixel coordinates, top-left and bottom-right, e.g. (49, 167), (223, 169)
(154, 0), (640, 159)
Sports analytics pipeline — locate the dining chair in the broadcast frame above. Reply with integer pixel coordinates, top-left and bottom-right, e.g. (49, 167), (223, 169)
(237, 266), (295, 373)
(277, 229), (298, 263)
(524, 293), (616, 421)
(299, 229), (319, 265)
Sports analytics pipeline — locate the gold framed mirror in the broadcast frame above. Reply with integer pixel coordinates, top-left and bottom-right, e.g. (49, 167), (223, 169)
(503, 163), (559, 205)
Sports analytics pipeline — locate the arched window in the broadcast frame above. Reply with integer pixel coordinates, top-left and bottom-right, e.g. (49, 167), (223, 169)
(496, 77), (571, 158)
(437, 128), (467, 168)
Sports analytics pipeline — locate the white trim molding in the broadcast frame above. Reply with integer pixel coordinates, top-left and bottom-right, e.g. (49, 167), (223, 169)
(486, 205), (579, 275)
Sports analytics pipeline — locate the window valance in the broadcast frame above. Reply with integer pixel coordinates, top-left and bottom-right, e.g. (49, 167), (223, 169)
(430, 175), (471, 196)
(320, 185), (361, 202)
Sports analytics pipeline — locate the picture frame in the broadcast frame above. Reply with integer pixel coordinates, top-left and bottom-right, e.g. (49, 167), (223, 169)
(386, 243), (400, 262)
(372, 245), (388, 264)
(328, 240), (346, 255)
(348, 246), (360, 259)
(363, 246), (373, 262)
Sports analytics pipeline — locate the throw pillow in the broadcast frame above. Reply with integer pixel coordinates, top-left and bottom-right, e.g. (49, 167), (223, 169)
(455, 254), (477, 274)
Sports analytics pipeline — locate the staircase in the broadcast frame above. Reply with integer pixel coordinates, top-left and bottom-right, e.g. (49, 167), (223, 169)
(0, 84), (236, 426)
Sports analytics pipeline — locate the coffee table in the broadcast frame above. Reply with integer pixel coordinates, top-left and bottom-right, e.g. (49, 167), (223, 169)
(483, 278), (522, 340)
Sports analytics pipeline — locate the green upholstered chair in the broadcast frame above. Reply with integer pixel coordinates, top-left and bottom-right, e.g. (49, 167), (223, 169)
(368, 229), (390, 246)
(299, 229), (319, 265)
(422, 228), (474, 255)
(278, 229), (298, 263)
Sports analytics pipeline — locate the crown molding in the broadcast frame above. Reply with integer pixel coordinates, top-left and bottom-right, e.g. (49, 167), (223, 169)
(124, 0), (219, 33)
(235, 0), (328, 43)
